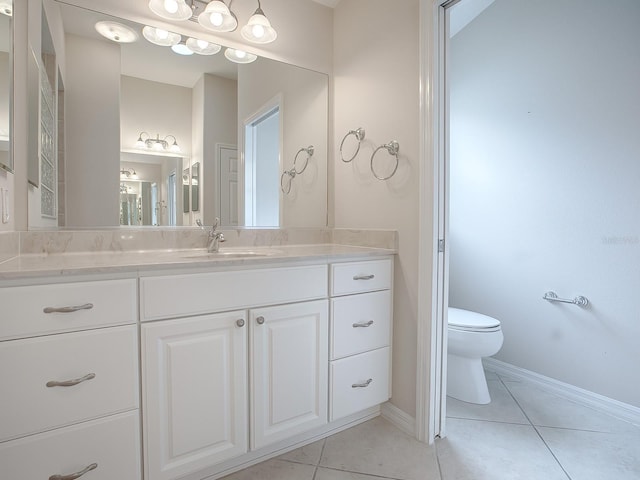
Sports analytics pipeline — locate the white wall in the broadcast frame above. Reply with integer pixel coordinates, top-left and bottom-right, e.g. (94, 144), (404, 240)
(449, 0), (640, 407)
(192, 74), (237, 226)
(65, 34), (120, 226)
(120, 76), (192, 155)
(238, 60), (329, 227)
(334, 0), (423, 417)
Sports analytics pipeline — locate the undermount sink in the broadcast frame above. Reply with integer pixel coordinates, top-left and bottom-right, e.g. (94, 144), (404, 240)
(182, 249), (278, 259)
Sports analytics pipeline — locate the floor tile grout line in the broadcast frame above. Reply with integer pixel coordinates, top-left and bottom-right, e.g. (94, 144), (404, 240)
(498, 375), (574, 480)
(313, 465), (411, 480)
(446, 414), (531, 427)
(433, 439), (445, 480)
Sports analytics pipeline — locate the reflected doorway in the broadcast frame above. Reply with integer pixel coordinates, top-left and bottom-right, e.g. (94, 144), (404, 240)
(243, 97), (281, 227)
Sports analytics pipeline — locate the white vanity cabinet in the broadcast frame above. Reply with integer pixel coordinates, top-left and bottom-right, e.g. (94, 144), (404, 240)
(139, 264), (329, 480)
(0, 278), (141, 480)
(329, 258), (393, 420)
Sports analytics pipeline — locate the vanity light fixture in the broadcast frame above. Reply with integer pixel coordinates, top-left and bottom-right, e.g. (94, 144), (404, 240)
(171, 40), (194, 55)
(95, 21), (138, 43)
(148, 0), (277, 45)
(142, 25), (181, 46)
(120, 168), (138, 178)
(198, 0), (237, 32)
(224, 47), (257, 64)
(149, 0), (193, 21)
(185, 37), (222, 55)
(136, 132), (181, 153)
(241, 1), (277, 44)
(0, 0), (12, 17)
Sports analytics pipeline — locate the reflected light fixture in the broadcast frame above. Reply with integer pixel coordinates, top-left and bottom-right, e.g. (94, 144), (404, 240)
(224, 47), (257, 64)
(136, 132), (181, 153)
(95, 21), (138, 43)
(149, 0), (193, 21)
(198, 0), (238, 32)
(0, 0), (12, 17)
(142, 26), (181, 46)
(186, 37), (222, 55)
(120, 168), (138, 178)
(241, 1), (277, 44)
(171, 40), (194, 55)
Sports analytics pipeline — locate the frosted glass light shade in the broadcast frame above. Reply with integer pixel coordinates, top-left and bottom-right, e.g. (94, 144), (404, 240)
(171, 42), (194, 55)
(224, 48), (257, 64)
(186, 37), (222, 55)
(241, 10), (277, 44)
(198, 1), (237, 32)
(142, 26), (181, 46)
(149, 0), (192, 21)
(0, 0), (12, 17)
(95, 21), (138, 43)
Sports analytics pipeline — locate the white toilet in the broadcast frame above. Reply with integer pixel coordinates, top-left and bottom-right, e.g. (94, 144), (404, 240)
(447, 307), (503, 404)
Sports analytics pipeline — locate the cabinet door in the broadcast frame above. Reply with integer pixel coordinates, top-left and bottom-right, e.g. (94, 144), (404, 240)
(250, 300), (328, 450)
(142, 311), (248, 480)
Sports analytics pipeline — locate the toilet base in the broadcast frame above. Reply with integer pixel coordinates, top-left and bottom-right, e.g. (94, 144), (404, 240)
(447, 354), (491, 404)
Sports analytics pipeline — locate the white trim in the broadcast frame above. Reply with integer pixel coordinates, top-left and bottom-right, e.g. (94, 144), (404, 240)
(381, 402), (416, 437)
(417, 0), (449, 445)
(484, 358), (640, 427)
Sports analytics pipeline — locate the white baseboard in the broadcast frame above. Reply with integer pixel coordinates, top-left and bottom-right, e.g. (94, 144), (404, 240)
(381, 401), (416, 437)
(484, 358), (640, 427)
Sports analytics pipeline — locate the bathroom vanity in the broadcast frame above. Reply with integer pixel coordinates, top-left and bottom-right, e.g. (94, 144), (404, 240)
(0, 244), (394, 480)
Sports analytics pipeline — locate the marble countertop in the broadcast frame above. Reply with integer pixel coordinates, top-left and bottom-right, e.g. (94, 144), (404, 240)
(0, 244), (396, 280)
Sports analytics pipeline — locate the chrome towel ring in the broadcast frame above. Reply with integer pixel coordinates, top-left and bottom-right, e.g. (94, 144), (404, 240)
(339, 127), (366, 163)
(371, 140), (399, 180)
(281, 145), (314, 194)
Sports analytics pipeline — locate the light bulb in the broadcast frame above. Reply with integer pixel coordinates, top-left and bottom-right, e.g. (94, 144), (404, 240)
(156, 28), (169, 40)
(236, 50), (246, 59)
(211, 12), (223, 27)
(197, 39), (209, 49)
(164, 0), (178, 14)
(252, 24), (265, 39)
(153, 141), (163, 150)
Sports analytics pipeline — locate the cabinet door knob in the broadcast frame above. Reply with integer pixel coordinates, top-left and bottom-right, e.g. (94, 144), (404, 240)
(49, 462), (98, 480)
(46, 373), (96, 388)
(43, 303), (94, 314)
(353, 274), (375, 281)
(256, 316), (265, 325)
(236, 319), (245, 327)
(352, 320), (374, 328)
(352, 378), (373, 388)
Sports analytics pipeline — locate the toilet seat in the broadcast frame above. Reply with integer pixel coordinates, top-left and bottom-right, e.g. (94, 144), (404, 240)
(448, 307), (501, 333)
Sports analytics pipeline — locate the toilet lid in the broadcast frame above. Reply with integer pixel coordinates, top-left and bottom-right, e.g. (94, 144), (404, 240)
(448, 307), (501, 329)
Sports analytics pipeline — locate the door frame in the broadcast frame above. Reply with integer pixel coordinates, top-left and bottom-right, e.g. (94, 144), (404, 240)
(416, 0), (453, 443)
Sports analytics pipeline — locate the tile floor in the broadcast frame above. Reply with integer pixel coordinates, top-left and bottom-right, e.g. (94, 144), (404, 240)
(221, 369), (640, 480)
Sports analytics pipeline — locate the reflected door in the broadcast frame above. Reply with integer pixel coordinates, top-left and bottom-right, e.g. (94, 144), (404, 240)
(219, 145), (238, 226)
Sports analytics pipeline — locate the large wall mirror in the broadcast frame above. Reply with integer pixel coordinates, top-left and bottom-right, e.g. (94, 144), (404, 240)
(27, 0), (328, 229)
(0, 2), (12, 173)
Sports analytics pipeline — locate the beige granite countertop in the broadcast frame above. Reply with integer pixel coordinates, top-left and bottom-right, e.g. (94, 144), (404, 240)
(0, 244), (396, 280)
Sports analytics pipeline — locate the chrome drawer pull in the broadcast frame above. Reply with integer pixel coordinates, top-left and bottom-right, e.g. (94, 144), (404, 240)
(353, 274), (375, 281)
(46, 373), (96, 388)
(352, 378), (373, 388)
(43, 303), (94, 314)
(352, 320), (374, 328)
(256, 316), (265, 325)
(49, 462), (98, 480)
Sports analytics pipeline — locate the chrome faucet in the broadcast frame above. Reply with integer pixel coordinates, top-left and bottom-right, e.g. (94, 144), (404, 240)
(206, 217), (225, 253)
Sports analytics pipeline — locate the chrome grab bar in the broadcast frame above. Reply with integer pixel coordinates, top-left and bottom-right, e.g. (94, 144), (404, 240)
(543, 291), (589, 308)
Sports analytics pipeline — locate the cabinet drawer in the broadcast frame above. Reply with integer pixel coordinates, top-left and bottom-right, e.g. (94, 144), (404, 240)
(0, 278), (137, 341)
(140, 265), (328, 321)
(331, 290), (391, 360)
(0, 325), (139, 442)
(330, 258), (392, 296)
(330, 347), (390, 421)
(0, 411), (141, 480)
